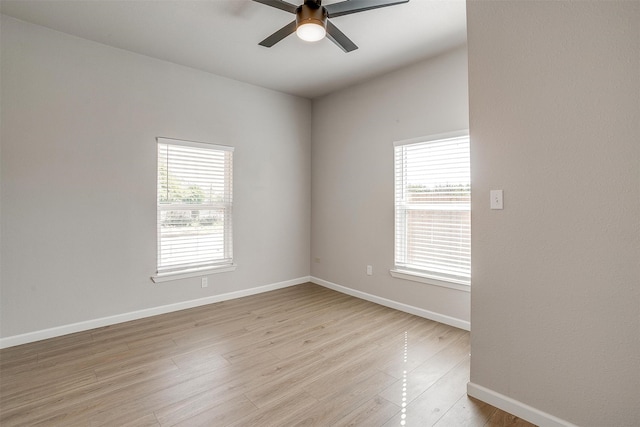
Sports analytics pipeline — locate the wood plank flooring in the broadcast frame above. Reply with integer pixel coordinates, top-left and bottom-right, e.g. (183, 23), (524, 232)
(0, 283), (536, 426)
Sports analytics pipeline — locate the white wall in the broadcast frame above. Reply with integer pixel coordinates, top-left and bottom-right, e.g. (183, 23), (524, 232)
(311, 47), (470, 327)
(467, 1), (640, 426)
(0, 16), (311, 340)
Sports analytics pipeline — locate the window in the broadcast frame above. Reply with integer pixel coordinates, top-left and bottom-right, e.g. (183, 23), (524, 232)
(153, 138), (234, 282)
(392, 131), (470, 289)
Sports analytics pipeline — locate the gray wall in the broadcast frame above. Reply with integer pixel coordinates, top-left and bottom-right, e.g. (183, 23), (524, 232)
(311, 47), (470, 325)
(467, 1), (640, 425)
(1, 16), (311, 338)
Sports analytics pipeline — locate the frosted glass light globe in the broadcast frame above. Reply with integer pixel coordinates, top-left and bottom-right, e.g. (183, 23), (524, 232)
(296, 23), (326, 42)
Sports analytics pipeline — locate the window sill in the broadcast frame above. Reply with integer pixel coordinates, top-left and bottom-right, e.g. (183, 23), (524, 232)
(151, 264), (237, 283)
(389, 269), (470, 292)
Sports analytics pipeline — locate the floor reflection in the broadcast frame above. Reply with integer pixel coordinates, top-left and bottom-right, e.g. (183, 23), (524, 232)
(401, 331), (408, 425)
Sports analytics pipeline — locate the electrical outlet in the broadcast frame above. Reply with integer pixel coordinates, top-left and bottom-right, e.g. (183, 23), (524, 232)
(201, 277), (208, 288)
(366, 265), (373, 276)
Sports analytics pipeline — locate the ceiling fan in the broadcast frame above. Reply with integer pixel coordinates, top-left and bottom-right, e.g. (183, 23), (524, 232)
(253, 0), (409, 52)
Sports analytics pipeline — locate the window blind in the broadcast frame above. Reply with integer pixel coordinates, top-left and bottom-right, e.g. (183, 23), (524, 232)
(394, 134), (470, 285)
(157, 138), (233, 274)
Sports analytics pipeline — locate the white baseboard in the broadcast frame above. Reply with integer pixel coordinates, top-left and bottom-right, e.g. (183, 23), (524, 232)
(310, 276), (470, 331)
(1, 275), (469, 348)
(467, 382), (578, 427)
(0, 276), (310, 349)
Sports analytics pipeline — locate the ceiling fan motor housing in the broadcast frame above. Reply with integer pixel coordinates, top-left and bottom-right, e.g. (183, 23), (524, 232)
(296, 2), (328, 30)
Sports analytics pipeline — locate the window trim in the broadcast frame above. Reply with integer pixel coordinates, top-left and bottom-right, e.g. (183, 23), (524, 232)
(151, 264), (237, 283)
(389, 268), (470, 292)
(391, 130), (471, 289)
(152, 137), (235, 283)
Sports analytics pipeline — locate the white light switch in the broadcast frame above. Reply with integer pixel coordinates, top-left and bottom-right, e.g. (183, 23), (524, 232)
(490, 190), (504, 210)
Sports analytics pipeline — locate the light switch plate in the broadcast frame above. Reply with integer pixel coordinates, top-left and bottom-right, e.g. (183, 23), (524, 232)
(490, 190), (504, 210)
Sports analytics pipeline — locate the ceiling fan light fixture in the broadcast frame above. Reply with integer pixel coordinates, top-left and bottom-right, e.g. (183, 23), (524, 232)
(296, 22), (326, 42)
(255, 0), (409, 52)
(295, 3), (327, 42)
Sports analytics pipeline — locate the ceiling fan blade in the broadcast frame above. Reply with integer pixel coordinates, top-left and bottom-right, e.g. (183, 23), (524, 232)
(252, 0), (298, 14)
(325, 0), (409, 18)
(259, 20), (297, 47)
(326, 21), (358, 53)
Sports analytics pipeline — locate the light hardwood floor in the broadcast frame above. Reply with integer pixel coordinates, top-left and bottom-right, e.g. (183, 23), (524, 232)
(0, 283), (536, 426)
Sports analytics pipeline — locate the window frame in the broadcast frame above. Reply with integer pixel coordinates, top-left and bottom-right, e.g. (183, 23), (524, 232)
(151, 137), (236, 283)
(390, 130), (471, 292)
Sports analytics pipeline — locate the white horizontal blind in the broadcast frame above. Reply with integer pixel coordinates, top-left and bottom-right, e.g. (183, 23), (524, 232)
(157, 138), (233, 274)
(394, 134), (470, 284)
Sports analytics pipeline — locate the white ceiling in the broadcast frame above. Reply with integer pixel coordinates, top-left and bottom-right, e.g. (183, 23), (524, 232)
(0, 0), (467, 99)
